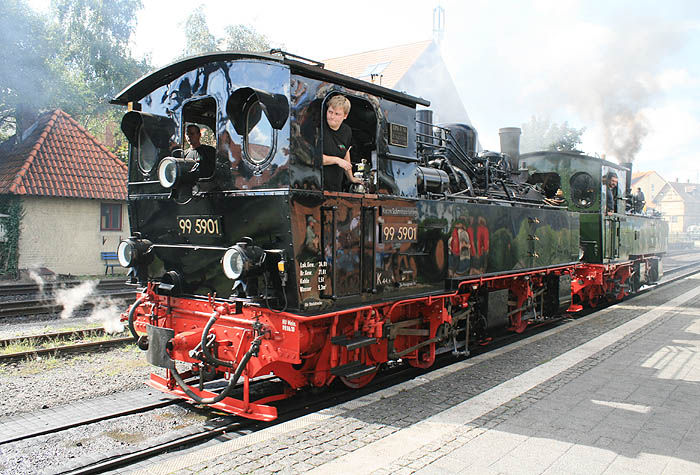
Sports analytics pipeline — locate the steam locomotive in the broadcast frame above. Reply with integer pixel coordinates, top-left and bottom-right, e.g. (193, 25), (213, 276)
(113, 50), (667, 420)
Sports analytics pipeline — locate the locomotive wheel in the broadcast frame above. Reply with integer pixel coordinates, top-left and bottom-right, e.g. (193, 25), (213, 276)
(513, 318), (528, 334)
(339, 366), (378, 389)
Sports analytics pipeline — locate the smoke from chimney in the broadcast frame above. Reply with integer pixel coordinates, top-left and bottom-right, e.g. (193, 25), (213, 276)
(506, 16), (687, 163)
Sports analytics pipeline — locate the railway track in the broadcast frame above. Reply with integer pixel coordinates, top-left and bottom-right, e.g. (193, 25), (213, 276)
(0, 328), (135, 363)
(0, 278), (129, 297)
(5, 262), (700, 474)
(0, 290), (136, 320)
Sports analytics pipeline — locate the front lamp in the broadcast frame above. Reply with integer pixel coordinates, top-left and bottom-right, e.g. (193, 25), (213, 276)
(222, 241), (264, 280)
(158, 157), (198, 189)
(158, 157), (179, 189)
(117, 236), (153, 268)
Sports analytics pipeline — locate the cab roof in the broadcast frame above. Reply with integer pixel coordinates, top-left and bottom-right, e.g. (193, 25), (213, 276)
(111, 51), (430, 108)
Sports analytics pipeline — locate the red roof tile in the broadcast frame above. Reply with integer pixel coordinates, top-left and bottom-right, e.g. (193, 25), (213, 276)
(0, 109), (126, 200)
(323, 40), (433, 89)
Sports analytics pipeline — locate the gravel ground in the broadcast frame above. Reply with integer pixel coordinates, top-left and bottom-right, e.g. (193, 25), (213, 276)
(1, 403), (215, 475)
(0, 345), (153, 417)
(0, 344), (222, 475)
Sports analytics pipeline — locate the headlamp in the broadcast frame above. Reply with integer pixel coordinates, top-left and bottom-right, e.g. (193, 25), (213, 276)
(158, 157), (198, 189)
(222, 246), (246, 280)
(117, 236), (153, 268)
(222, 240), (264, 281)
(158, 157), (179, 189)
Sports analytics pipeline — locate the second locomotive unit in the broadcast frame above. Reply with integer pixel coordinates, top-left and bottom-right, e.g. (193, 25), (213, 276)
(114, 50), (666, 420)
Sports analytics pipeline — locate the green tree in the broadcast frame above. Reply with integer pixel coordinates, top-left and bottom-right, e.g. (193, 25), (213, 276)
(520, 116), (585, 153)
(183, 11), (217, 56)
(51, 0), (150, 125)
(0, 0), (58, 139)
(182, 12), (272, 57)
(0, 0), (149, 152)
(221, 25), (271, 51)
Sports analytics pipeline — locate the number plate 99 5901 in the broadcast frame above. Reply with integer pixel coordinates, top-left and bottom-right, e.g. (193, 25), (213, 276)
(177, 216), (222, 236)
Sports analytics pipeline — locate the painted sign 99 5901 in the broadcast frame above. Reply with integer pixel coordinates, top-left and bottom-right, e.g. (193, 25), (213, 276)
(177, 216), (222, 236)
(381, 223), (417, 243)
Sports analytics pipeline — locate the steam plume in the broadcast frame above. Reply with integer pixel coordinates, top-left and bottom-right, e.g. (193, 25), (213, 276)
(88, 298), (124, 334)
(28, 268), (46, 301)
(55, 280), (98, 320)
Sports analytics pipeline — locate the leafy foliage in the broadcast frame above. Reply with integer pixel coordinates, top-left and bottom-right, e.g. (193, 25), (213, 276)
(183, 11), (217, 56)
(0, 195), (23, 277)
(0, 0), (57, 139)
(520, 116), (586, 153)
(0, 0), (149, 153)
(221, 25), (271, 52)
(182, 13), (271, 57)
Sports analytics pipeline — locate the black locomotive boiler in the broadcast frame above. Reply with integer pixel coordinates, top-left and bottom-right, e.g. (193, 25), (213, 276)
(114, 51), (663, 420)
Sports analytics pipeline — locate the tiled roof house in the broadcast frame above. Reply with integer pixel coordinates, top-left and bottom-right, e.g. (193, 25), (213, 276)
(324, 40), (473, 127)
(0, 109), (129, 276)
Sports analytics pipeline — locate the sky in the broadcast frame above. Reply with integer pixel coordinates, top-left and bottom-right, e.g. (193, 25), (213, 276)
(31, 0), (700, 182)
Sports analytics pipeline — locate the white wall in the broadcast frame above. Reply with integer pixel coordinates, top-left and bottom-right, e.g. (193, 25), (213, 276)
(18, 196), (129, 276)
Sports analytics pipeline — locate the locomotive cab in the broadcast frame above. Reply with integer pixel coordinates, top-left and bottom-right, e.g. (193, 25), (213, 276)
(317, 93), (378, 192)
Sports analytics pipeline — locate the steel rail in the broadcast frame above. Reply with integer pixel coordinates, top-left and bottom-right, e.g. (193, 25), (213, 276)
(0, 336), (135, 363)
(0, 291), (136, 319)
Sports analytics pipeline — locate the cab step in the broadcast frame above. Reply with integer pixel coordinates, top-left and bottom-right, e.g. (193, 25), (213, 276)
(330, 360), (376, 379)
(331, 334), (377, 351)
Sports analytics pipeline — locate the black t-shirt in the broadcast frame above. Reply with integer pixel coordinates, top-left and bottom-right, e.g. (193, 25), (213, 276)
(185, 144), (216, 178)
(323, 122), (352, 191)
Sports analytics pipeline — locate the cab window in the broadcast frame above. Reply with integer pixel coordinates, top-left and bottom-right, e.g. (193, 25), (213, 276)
(182, 97), (217, 180)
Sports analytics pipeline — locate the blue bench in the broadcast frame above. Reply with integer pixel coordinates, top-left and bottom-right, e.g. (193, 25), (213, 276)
(101, 251), (119, 275)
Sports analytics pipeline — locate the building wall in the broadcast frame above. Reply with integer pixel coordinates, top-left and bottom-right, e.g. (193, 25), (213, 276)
(18, 196), (129, 275)
(656, 189), (685, 234)
(633, 172), (667, 206)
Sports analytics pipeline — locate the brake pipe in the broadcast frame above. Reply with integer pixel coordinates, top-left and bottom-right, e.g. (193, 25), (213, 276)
(127, 297), (147, 340)
(169, 336), (261, 405)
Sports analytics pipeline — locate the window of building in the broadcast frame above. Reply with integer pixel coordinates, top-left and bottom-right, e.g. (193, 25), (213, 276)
(101, 203), (122, 231)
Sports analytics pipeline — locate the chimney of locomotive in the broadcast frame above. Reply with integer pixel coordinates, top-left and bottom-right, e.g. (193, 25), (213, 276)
(499, 127), (521, 170)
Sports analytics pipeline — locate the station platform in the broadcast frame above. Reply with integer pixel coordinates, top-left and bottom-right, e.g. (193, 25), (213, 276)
(133, 275), (700, 475)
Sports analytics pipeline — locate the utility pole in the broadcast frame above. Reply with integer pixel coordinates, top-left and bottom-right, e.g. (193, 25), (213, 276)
(433, 5), (445, 45)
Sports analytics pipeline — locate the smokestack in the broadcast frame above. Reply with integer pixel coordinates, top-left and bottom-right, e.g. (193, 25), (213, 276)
(499, 127), (521, 170)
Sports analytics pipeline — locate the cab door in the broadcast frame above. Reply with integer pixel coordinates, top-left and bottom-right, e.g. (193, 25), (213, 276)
(320, 196), (362, 299)
(604, 215), (621, 260)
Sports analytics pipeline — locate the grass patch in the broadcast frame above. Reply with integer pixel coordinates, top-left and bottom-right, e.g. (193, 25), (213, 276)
(103, 357), (150, 376)
(12, 355), (63, 375)
(0, 330), (129, 356)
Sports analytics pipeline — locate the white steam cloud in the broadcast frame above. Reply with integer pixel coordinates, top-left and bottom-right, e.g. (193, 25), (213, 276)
(28, 268), (46, 300)
(516, 16), (687, 163)
(87, 299), (125, 334)
(55, 280), (98, 320)
(55, 280), (126, 334)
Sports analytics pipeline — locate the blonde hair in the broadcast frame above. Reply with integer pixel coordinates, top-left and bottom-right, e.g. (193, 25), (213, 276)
(327, 95), (351, 114)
